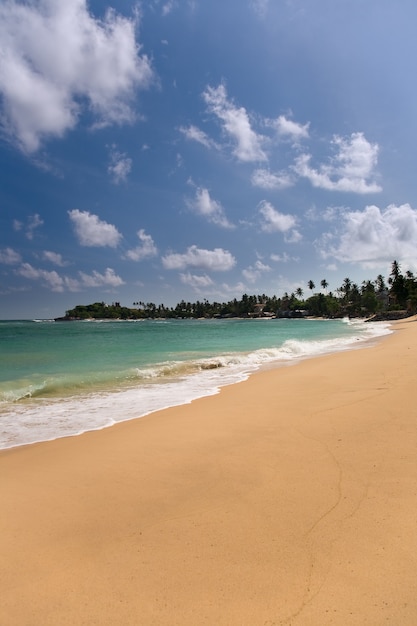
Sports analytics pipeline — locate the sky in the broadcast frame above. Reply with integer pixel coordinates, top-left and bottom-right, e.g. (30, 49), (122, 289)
(1, 0), (417, 319)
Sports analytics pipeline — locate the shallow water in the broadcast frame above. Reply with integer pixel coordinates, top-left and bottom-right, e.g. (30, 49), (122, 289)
(0, 317), (391, 449)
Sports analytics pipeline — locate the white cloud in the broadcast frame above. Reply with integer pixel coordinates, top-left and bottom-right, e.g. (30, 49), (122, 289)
(242, 260), (271, 283)
(14, 261), (124, 291)
(271, 115), (310, 141)
(108, 146), (132, 184)
(179, 125), (219, 150)
(125, 229), (158, 261)
(16, 262), (65, 292)
(294, 132), (381, 193)
(284, 229), (302, 243)
(0, 0), (154, 152)
(188, 187), (234, 228)
(202, 84), (267, 162)
(258, 200), (297, 233)
(320, 203), (417, 267)
(305, 205), (347, 222)
(63, 277), (82, 292)
(216, 280), (247, 298)
(79, 267), (125, 288)
(179, 272), (214, 289)
(0, 247), (21, 265)
(162, 245), (236, 271)
(42, 250), (67, 266)
(251, 168), (294, 190)
(68, 209), (122, 247)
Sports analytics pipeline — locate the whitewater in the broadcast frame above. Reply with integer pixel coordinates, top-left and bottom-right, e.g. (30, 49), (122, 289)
(0, 317), (391, 449)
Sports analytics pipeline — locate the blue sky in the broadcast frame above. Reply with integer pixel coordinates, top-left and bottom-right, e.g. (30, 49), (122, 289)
(1, 0), (417, 318)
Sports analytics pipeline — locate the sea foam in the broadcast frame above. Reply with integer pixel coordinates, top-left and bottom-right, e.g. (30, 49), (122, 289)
(0, 320), (391, 450)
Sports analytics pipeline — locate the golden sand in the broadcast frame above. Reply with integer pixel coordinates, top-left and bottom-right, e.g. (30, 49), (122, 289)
(1, 317), (416, 625)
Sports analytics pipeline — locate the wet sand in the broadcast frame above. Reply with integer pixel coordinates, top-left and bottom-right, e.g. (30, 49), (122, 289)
(1, 317), (416, 625)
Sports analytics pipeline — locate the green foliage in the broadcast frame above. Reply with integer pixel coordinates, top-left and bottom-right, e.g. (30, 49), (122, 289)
(65, 302), (144, 320)
(62, 262), (417, 321)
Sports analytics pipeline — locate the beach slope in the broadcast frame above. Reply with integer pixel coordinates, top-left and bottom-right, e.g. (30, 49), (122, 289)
(1, 317), (416, 625)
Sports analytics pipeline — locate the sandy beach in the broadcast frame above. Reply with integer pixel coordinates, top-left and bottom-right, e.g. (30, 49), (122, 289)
(1, 317), (416, 625)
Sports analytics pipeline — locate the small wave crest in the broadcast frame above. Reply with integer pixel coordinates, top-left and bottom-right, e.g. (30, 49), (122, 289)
(0, 380), (48, 403)
(0, 319), (392, 449)
(1, 320), (391, 405)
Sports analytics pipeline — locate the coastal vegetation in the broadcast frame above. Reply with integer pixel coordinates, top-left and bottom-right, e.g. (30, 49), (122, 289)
(60, 261), (417, 321)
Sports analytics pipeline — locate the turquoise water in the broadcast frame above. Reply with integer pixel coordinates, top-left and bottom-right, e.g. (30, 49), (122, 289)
(0, 317), (391, 449)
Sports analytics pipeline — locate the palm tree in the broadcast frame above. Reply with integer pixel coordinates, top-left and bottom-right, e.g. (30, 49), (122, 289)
(388, 261), (408, 307)
(390, 260), (401, 282)
(341, 277), (352, 301)
(375, 274), (386, 293)
(320, 279), (328, 293)
(307, 280), (315, 293)
(295, 287), (303, 299)
(361, 280), (374, 293)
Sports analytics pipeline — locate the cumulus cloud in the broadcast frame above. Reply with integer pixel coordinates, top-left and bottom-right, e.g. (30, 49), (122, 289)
(162, 245), (236, 271)
(16, 262), (65, 291)
(285, 229), (303, 243)
(15, 261), (124, 291)
(242, 260), (271, 283)
(320, 203), (417, 267)
(294, 132), (381, 193)
(108, 146), (132, 184)
(258, 200), (298, 235)
(270, 115), (310, 142)
(202, 84), (267, 162)
(68, 209), (122, 247)
(0, 0), (154, 152)
(187, 187), (234, 228)
(0, 247), (22, 265)
(78, 267), (125, 288)
(179, 272), (214, 289)
(42, 250), (67, 266)
(251, 168), (294, 190)
(125, 229), (158, 261)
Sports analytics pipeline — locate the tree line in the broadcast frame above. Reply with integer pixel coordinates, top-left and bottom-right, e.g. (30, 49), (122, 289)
(62, 261), (417, 320)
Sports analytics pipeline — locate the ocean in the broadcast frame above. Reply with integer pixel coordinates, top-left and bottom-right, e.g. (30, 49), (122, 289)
(0, 317), (391, 450)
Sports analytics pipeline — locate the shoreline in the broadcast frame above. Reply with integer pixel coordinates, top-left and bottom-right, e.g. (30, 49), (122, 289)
(0, 317), (391, 451)
(1, 317), (416, 624)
